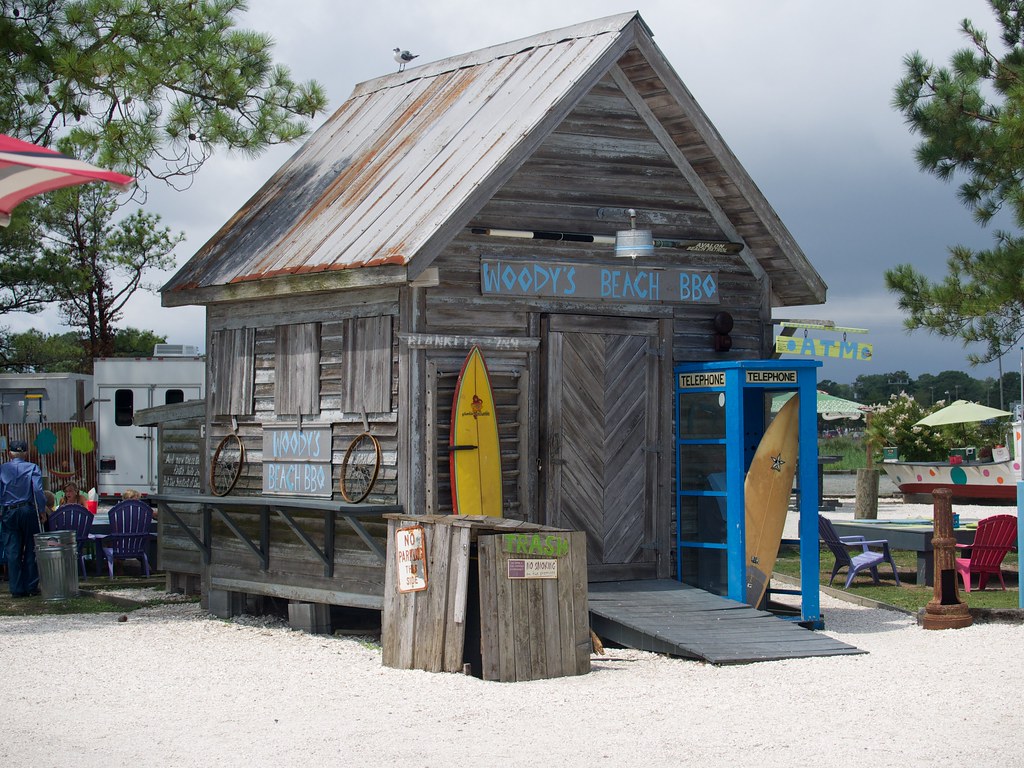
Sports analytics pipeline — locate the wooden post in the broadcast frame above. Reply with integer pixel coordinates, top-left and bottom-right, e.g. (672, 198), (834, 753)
(921, 489), (972, 630)
(854, 469), (879, 519)
(864, 411), (875, 470)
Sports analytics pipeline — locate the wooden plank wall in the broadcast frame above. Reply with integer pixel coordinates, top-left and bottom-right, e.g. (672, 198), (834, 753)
(426, 360), (527, 520)
(206, 290), (400, 507)
(477, 530), (590, 682)
(382, 516), (589, 681)
(156, 410), (205, 584)
(416, 74), (767, 564)
(196, 69), (772, 598)
(202, 291), (401, 605)
(381, 516), (471, 673)
(206, 506), (388, 606)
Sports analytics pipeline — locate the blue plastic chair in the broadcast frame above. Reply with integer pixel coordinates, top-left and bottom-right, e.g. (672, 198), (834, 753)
(46, 503), (95, 579)
(819, 515), (901, 589)
(100, 500), (154, 578)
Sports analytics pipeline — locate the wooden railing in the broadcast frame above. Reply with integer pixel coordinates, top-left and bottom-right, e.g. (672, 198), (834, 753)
(150, 494), (402, 578)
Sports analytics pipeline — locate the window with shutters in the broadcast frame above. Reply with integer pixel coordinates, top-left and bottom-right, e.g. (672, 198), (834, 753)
(341, 316), (392, 413)
(275, 322), (321, 416)
(209, 327), (255, 417)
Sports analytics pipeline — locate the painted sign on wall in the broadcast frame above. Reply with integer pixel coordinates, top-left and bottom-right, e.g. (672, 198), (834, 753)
(480, 258), (719, 304)
(262, 425), (333, 497)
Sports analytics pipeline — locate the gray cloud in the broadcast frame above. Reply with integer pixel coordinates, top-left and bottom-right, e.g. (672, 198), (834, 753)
(10, 0), (1009, 384)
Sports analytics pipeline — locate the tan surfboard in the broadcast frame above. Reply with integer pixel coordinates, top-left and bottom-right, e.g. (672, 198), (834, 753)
(744, 393), (800, 607)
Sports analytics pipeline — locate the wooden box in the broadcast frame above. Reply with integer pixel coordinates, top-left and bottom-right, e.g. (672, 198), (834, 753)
(382, 514), (590, 682)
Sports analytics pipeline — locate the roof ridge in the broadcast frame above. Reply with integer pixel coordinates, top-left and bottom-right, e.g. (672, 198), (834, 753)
(353, 11), (643, 98)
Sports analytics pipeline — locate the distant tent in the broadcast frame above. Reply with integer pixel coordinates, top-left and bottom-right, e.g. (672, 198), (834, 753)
(771, 390), (868, 421)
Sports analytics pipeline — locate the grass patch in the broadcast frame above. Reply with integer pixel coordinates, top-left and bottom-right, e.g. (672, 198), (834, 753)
(776, 544), (1020, 613)
(0, 575), (195, 617)
(819, 435), (867, 471)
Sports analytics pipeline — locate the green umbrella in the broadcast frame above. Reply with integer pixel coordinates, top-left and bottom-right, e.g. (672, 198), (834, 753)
(770, 390), (868, 420)
(915, 399), (1012, 427)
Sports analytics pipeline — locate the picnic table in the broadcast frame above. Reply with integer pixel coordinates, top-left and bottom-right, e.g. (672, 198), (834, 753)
(829, 518), (976, 587)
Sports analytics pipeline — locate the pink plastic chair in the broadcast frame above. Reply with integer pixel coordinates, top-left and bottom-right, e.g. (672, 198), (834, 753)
(955, 514), (1017, 592)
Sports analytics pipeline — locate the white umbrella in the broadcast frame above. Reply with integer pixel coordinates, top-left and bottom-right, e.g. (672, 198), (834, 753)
(915, 400), (1012, 427)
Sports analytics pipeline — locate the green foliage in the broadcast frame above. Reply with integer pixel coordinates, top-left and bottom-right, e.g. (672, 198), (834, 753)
(867, 393), (948, 461)
(866, 392), (1012, 460)
(0, 0), (328, 184)
(818, 436), (866, 470)
(37, 183), (182, 358)
(0, 329), (86, 371)
(111, 327), (166, 357)
(822, 369), (1020, 409)
(0, 0), (328, 350)
(889, 1), (1024, 363)
(0, 327), (166, 372)
(0, 198), (55, 314)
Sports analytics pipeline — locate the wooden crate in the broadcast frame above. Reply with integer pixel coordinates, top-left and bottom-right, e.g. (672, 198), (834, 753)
(382, 514), (590, 681)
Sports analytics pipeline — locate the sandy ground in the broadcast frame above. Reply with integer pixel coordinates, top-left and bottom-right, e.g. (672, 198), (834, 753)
(2, 487), (1021, 767)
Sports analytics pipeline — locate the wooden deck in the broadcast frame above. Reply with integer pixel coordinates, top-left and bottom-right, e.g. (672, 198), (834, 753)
(588, 579), (863, 665)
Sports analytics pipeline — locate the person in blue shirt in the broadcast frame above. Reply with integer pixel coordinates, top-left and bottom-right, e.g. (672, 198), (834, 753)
(1, 439), (46, 597)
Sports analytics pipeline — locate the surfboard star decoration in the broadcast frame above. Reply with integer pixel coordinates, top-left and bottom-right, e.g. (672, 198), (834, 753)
(770, 453), (786, 472)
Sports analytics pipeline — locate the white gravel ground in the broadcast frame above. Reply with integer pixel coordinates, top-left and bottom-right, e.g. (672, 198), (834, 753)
(1, 494), (1020, 767)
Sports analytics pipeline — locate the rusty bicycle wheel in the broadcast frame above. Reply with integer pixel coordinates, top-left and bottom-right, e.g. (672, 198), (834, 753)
(340, 432), (381, 503)
(210, 432), (245, 496)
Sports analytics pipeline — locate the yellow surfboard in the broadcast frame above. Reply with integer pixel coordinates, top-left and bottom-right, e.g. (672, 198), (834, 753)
(450, 346), (502, 517)
(744, 393), (800, 607)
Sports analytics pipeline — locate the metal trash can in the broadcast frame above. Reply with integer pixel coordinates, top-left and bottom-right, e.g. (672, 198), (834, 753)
(34, 530), (79, 601)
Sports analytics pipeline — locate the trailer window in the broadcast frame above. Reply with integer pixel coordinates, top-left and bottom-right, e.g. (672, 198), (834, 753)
(165, 389), (184, 405)
(114, 389), (134, 426)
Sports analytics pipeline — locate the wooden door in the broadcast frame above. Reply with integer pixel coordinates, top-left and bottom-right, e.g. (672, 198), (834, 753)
(543, 315), (660, 581)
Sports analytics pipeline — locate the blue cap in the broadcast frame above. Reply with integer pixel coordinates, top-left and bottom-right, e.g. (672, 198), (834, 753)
(8, 439), (28, 452)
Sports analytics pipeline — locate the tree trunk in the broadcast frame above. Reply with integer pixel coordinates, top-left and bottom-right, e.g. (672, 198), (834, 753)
(854, 468), (879, 519)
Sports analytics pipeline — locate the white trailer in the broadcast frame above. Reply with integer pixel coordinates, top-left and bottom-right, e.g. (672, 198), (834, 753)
(93, 346), (204, 497)
(0, 372), (93, 423)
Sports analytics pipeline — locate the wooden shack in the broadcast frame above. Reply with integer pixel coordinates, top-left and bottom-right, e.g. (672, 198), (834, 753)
(158, 12), (825, 616)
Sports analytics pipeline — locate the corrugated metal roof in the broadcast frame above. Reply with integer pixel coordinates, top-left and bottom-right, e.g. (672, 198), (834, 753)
(162, 11), (825, 307)
(163, 13), (642, 297)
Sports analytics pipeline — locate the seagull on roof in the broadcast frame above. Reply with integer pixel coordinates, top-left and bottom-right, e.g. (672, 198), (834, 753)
(393, 47), (418, 72)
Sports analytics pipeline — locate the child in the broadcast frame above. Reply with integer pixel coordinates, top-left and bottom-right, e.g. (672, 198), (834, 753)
(122, 488), (156, 518)
(61, 481), (82, 507)
(41, 490), (55, 528)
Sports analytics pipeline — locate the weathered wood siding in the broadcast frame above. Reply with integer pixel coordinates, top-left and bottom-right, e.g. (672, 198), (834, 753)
(157, 408), (205, 579)
(405, 73), (767, 580)
(205, 506), (388, 607)
(206, 290), (401, 507)
(194, 65), (775, 596)
(382, 515), (590, 681)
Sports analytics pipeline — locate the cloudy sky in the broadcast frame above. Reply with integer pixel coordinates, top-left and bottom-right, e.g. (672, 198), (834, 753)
(11, 0), (1013, 385)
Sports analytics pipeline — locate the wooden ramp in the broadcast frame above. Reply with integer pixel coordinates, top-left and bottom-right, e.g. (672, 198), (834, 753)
(589, 580), (863, 665)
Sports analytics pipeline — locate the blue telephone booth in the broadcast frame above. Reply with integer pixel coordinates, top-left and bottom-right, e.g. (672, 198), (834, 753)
(674, 360), (822, 626)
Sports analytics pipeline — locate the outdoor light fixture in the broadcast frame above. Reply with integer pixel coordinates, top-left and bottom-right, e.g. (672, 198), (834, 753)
(614, 208), (654, 260)
(713, 311), (734, 352)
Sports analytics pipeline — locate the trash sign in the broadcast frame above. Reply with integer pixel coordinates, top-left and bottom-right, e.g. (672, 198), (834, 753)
(395, 525), (428, 593)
